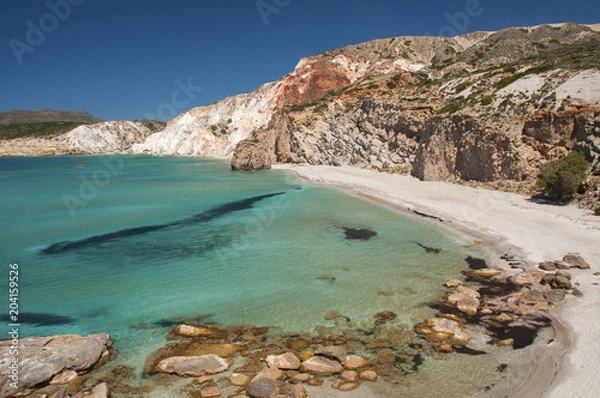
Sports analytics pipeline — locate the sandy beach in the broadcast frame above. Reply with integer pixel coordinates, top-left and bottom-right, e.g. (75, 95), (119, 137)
(276, 163), (600, 397)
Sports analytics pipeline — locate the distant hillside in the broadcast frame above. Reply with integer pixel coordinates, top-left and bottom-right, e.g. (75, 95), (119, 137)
(0, 109), (103, 140)
(0, 109), (102, 125)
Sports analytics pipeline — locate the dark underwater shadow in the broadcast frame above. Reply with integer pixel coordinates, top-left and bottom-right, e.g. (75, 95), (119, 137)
(40, 192), (286, 257)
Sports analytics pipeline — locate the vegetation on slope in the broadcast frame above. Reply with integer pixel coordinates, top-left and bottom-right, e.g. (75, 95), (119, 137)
(0, 121), (89, 140)
(537, 151), (590, 202)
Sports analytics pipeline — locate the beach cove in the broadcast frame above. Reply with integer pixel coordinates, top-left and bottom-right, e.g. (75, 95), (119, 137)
(276, 163), (600, 397)
(0, 156), (598, 397)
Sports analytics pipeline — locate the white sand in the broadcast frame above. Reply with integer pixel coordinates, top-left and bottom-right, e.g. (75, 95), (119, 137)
(275, 163), (600, 397)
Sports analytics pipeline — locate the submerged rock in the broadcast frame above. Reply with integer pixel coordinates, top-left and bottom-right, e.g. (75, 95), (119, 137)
(246, 378), (280, 398)
(168, 324), (228, 340)
(314, 346), (347, 362)
(300, 356), (344, 375)
(342, 227), (377, 240)
(229, 373), (251, 386)
(343, 355), (370, 370)
(89, 383), (110, 398)
(415, 317), (471, 348)
(265, 353), (301, 370)
(252, 367), (284, 381)
(285, 385), (307, 398)
(155, 355), (230, 377)
(374, 311), (397, 325)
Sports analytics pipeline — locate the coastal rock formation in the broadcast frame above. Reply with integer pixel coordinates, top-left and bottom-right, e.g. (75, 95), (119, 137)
(444, 286), (481, 316)
(128, 24), (597, 181)
(2, 23), (599, 209)
(0, 334), (112, 397)
(414, 317), (472, 350)
(0, 120), (164, 157)
(59, 120), (164, 153)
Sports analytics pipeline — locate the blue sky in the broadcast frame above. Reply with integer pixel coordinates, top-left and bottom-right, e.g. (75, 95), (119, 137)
(1, 0), (599, 121)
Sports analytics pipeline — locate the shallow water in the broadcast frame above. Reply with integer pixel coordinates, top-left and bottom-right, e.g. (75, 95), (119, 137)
(1, 155), (520, 395)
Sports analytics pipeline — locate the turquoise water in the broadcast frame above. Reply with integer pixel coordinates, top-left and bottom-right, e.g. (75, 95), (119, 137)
(0, 155), (479, 368)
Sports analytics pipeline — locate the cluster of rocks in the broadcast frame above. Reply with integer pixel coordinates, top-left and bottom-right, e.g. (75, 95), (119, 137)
(2, 253), (591, 397)
(415, 253), (592, 352)
(140, 313), (432, 398)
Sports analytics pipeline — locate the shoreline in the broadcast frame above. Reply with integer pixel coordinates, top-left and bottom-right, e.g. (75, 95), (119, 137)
(275, 163), (600, 398)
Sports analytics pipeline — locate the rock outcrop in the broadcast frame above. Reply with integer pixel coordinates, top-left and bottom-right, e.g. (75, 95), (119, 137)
(59, 120), (164, 153)
(0, 334), (112, 398)
(2, 23), (599, 205)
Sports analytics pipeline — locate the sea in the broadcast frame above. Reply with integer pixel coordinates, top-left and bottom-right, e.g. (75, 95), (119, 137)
(0, 155), (541, 396)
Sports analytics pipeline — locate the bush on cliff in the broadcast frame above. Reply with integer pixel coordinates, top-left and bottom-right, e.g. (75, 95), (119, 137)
(537, 151), (590, 202)
(595, 207), (600, 216)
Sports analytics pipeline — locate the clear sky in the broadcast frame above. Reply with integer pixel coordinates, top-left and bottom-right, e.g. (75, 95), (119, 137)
(1, 0), (598, 121)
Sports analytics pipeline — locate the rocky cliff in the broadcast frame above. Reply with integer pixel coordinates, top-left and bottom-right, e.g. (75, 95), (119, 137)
(128, 23), (600, 193)
(2, 23), (599, 196)
(0, 120), (164, 157)
(226, 23), (600, 193)
(60, 120), (164, 153)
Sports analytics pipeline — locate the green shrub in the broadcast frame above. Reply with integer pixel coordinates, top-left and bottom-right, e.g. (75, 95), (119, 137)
(0, 121), (88, 140)
(595, 207), (600, 216)
(455, 81), (473, 93)
(481, 95), (494, 105)
(537, 151), (590, 201)
(496, 74), (523, 89)
(386, 81), (397, 89)
(438, 101), (463, 114)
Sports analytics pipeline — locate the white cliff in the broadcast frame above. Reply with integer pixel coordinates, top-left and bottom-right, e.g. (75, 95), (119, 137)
(59, 120), (163, 153)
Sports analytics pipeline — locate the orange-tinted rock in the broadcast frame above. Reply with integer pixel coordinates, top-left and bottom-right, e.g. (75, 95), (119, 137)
(168, 324), (228, 340)
(252, 367), (284, 381)
(229, 373), (251, 386)
(300, 356), (343, 375)
(265, 353), (301, 370)
(415, 317), (471, 347)
(343, 355), (370, 370)
(359, 370), (378, 382)
(156, 355), (230, 377)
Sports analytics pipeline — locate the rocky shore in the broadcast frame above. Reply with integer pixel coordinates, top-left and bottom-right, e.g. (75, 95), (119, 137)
(0, 250), (591, 398)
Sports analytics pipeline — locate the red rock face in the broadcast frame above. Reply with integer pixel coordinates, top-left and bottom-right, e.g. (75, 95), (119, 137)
(275, 58), (353, 108)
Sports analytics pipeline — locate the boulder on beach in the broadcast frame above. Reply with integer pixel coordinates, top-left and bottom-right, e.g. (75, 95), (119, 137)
(0, 334), (112, 397)
(511, 270), (546, 285)
(562, 253), (590, 269)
